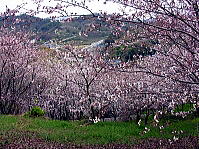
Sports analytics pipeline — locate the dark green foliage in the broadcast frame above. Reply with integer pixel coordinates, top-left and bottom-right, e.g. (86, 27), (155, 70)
(110, 44), (156, 62)
(174, 103), (194, 113)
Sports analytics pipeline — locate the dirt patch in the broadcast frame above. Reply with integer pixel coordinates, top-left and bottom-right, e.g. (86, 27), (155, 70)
(131, 136), (199, 149)
(1, 134), (198, 149)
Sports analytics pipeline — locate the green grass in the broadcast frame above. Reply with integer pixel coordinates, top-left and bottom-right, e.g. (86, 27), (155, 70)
(0, 114), (198, 145)
(25, 118), (141, 144)
(0, 115), (18, 132)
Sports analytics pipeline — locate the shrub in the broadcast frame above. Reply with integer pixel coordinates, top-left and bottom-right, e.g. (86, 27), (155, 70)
(27, 106), (45, 117)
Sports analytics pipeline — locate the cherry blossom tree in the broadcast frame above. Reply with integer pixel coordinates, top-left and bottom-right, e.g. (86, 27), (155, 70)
(0, 11), (39, 114)
(50, 44), (108, 120)
(31, 0), (198, 88)
(2, 0), (198, 120)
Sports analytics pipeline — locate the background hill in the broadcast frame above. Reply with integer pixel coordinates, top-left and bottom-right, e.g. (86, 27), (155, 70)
(1, 14), (112, 44)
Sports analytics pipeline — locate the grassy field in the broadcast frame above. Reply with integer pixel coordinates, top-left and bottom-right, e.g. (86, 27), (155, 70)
(0, 114), (198, 146)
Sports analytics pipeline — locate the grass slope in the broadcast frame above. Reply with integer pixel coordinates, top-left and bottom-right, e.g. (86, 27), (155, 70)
(0, 115), (198, 146)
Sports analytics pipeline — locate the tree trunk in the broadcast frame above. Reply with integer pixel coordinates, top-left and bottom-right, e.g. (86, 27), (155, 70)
(182, 103), (184, 111)
(136, 110), (140, 123)
(144, 109), (150, 125)
(196, 107), (199, 117)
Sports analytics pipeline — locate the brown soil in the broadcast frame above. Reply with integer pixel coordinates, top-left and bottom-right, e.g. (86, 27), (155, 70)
(0, 132), (198, 149)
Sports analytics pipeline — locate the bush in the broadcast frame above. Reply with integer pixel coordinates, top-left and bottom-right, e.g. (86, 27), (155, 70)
(26, 106), (45, 117)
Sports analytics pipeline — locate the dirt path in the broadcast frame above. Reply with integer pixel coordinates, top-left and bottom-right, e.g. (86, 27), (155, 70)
(1, 135), (198, 149)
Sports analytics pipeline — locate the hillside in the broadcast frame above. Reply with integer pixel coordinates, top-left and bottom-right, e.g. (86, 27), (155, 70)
(0, 14), (112, 44)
